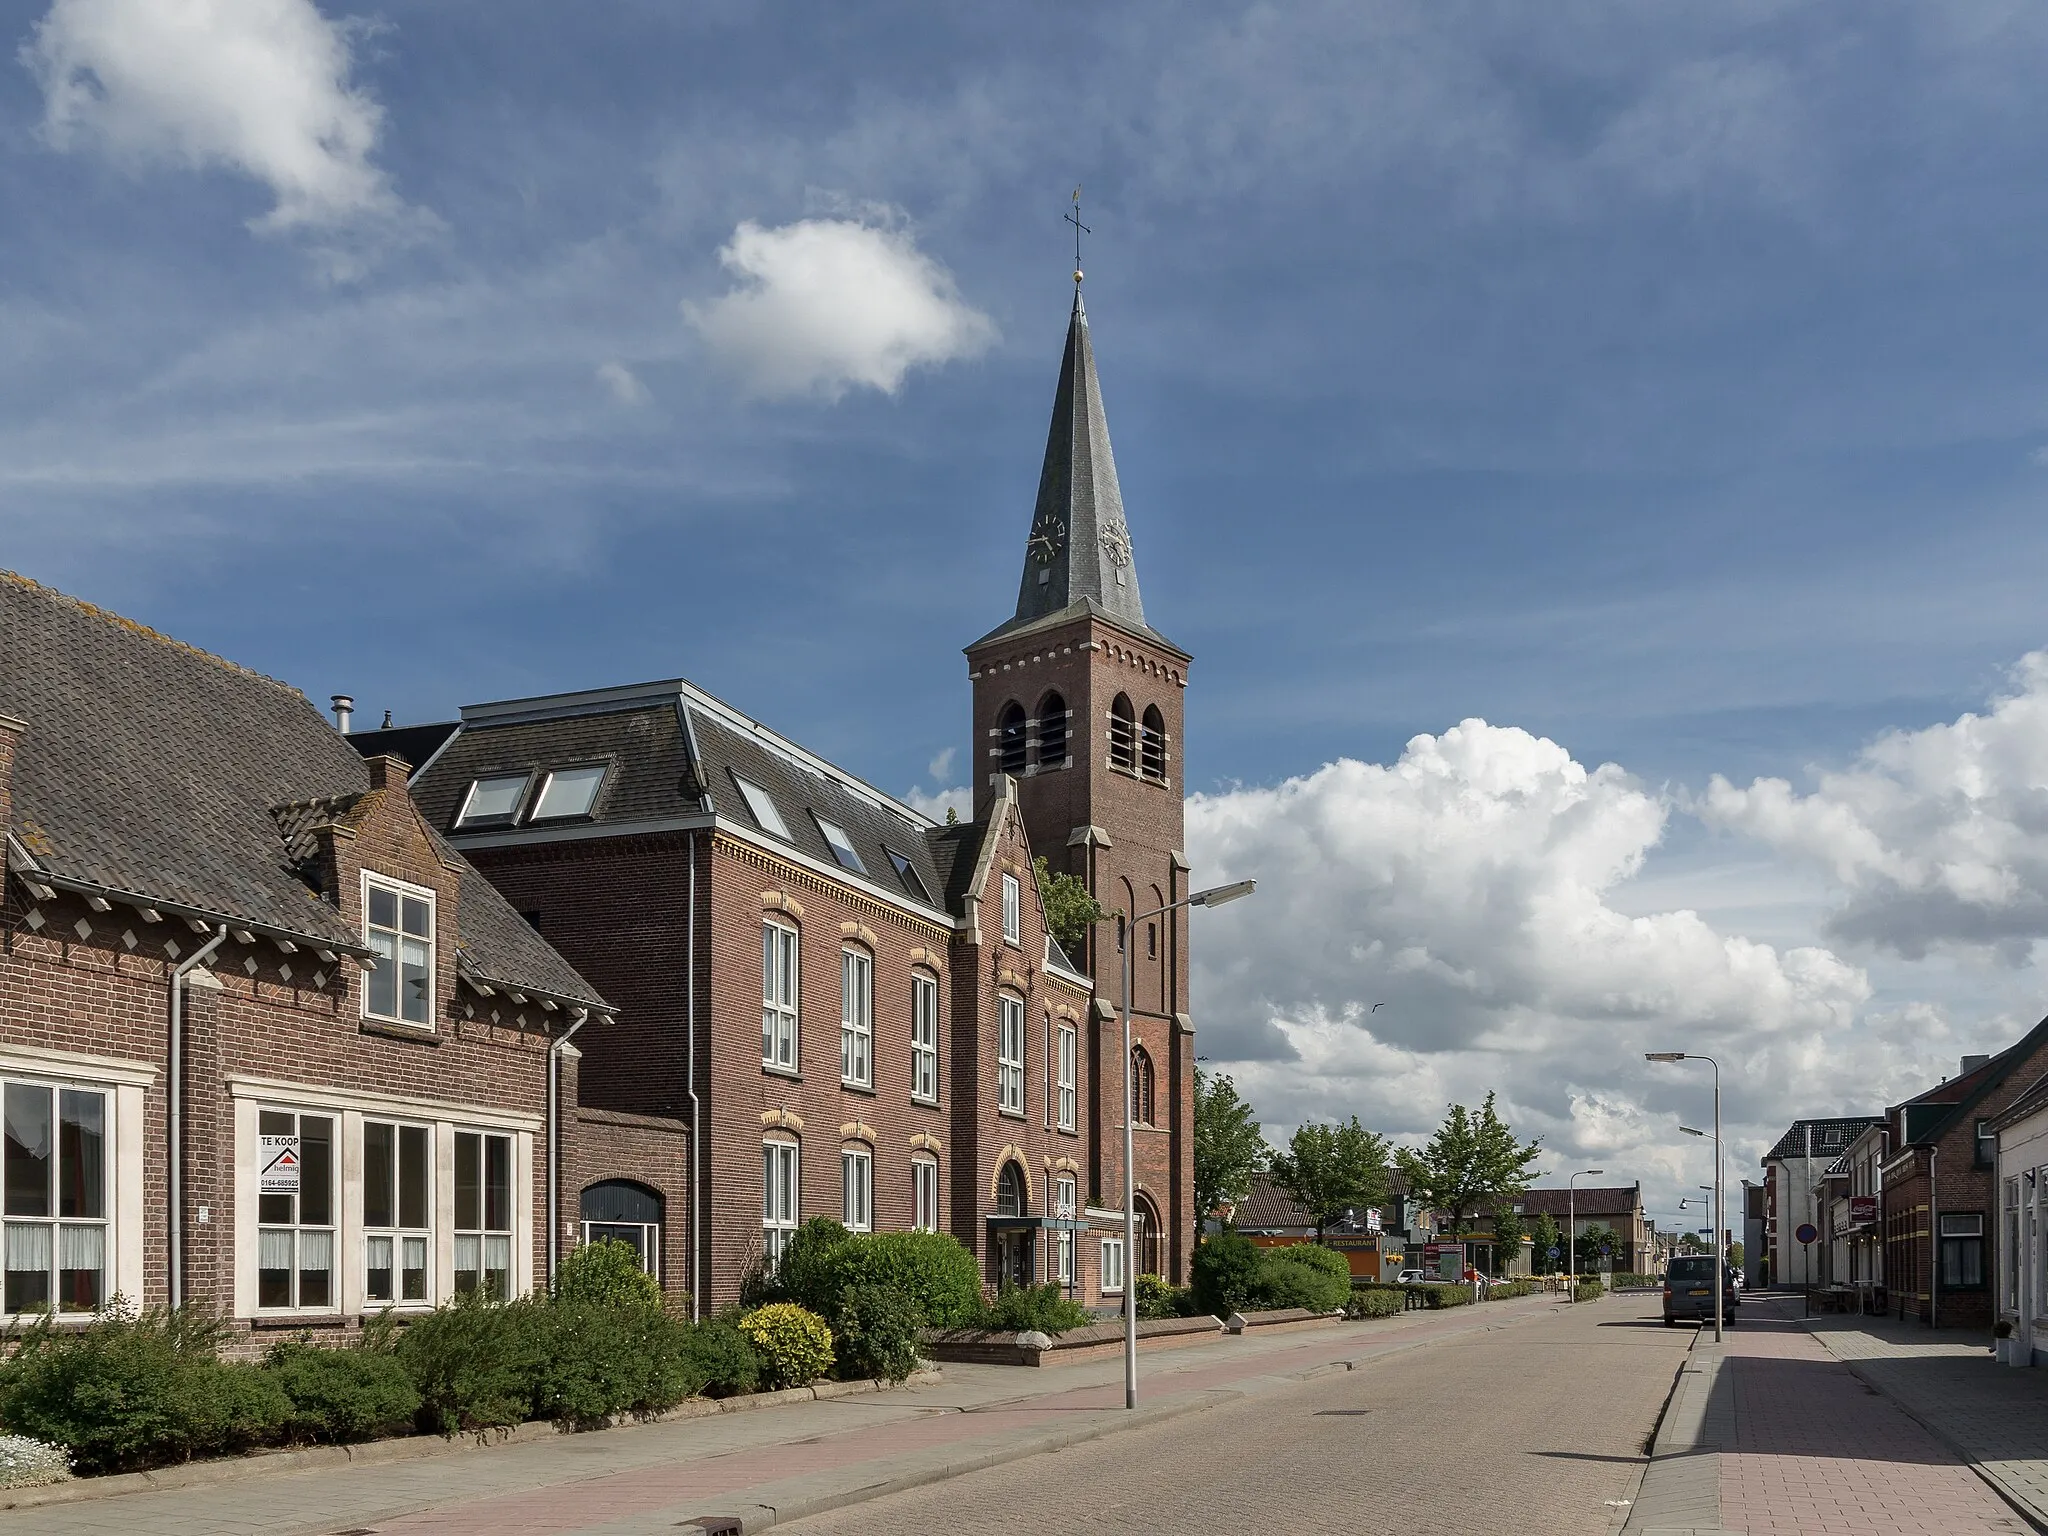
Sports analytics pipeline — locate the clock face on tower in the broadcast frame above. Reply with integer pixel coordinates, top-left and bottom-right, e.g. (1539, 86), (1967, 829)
(1028, 513), (1066, 565)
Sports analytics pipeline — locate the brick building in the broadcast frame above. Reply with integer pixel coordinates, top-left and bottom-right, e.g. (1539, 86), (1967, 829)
(0, 572), (659, 1340)
(347, 289), (1200, 1315)
(1515, 1184), (1651, 1274)
(1881, 1024), (2048, 1329)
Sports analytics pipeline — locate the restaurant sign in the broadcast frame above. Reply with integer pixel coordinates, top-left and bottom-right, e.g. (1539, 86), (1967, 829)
(1848, 1195), (1878, 1228)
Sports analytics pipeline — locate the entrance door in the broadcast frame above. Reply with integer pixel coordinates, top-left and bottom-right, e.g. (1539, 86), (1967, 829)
(995, 1228), (1036, 1290)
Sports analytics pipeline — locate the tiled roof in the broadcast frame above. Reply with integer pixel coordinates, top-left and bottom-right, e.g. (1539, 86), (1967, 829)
(0, 570), (610, 1013)
(1763, 1117), (1885, 1163)
(1232, 1174), (1312, 1232)
(1888, 1016), (2048, 1147)
(1516, 1185), (1642, 1219)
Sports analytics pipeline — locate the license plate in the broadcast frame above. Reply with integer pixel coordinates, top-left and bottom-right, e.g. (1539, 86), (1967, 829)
(1688, 1288), (1708, 1296)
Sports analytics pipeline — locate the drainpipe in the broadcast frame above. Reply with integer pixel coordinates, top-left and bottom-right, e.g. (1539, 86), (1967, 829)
(685, 830), (702, 1322)
(1928, 1144), (1939, 1329)
(169, 925), (228, 1311)
(547, 1008), (589, 1291)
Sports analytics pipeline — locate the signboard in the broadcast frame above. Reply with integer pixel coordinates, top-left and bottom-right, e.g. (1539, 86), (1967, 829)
(1848, 1196), (1878, 1227)
(259, 1135), (301, 1195)
(1795, 1222), (1819, 1245)
(1365, 1208), (1382, 1233)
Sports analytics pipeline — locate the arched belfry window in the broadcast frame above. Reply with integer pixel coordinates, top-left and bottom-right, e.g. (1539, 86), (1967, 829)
(1130, 1045), (1155, 1126)
(997, 702), (1028, 776)
(996, 1161), (1028, 1217)
(1140, 705), (1167, 782)
(1109, 694), (1137, 771)
(1037, 691), (1068, 767)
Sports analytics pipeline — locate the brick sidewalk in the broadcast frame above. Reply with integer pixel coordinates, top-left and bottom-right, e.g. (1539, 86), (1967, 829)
(1627, 1296), (2030, 1536)
(0, 1294), (1565, 1536)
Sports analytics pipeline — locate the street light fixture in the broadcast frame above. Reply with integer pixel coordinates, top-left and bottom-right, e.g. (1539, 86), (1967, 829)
(1568, 1169), (1605, 1301)
(1647, 1051), (1724, 1343)
(1119, 878), (1256, 1410)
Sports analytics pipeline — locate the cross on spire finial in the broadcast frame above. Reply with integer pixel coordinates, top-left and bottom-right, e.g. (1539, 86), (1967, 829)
(1065, 186), (1089, 287)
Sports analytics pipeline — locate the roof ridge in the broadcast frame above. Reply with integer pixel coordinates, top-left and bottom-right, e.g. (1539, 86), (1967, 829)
(2, 569), (305, 697)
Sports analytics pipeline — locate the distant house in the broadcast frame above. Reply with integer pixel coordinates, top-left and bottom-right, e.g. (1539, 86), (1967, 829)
(1992, 1067), (2048, 1364)
(1515, 1184), (1650, 1274)
(1228, 1170), (1408, 1279)
(1761, 1117), (1883, 1290)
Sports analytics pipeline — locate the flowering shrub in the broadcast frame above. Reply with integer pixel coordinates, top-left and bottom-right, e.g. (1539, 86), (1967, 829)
(738, 1303), (835, 1388)
(0, 1434), (70, 1489)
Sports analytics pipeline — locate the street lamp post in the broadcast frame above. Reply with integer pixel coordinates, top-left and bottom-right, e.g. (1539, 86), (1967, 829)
(1568, 1168), (1605, 1300)
(1119, 878), (1256, 1410)
(1649, 1052), (1723, 1343)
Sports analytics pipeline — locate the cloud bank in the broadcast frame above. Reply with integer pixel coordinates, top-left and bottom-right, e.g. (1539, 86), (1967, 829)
(686, 218), (996, 401)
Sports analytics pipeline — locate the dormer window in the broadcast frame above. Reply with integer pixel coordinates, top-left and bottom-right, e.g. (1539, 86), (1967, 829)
(887, 849), (930, 903)
(454, 773), (529, 829)
(530, 764), (606, 821)
(364, 874), (434, 1027)
(732, 775), (791, 840)
(815, 816), (866, 874)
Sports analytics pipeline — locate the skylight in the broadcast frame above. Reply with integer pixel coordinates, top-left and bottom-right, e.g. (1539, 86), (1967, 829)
(455, 773), (529, 829)
(887, 848), (930, 902)
(733, 775), (791, 840)
(531, 764), (607, 821)
(815, 816), (866, 874)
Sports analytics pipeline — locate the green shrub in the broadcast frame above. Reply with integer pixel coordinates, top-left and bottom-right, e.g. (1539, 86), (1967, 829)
(1190, 1232), (1264, 1318)
(739, 1303), (835, 1388)
(0, 1305), (290, 1474)
(1345, 1288), (1404, 1319)
(680, 1318), (760, 1398)
(393, 1290), (544, 1434)
(556, 1239), (662, 1310)
(526, 1301), (700, 1424)
(832, 1283), (922, 1383)
(1255, 1245), (1351, 1312)
(769, 1218), (852, 1317)
(1133, 1272), (1196, 1320)
(1611, 1272), (1659, 1288)
(828, 1232), (983, 1328)
(1484, 1280), (1535, 1300)
(981, 1283), (1094, 1335)
(1574, 1280), (1603, 1303)
(265, 1340), (420, 1444)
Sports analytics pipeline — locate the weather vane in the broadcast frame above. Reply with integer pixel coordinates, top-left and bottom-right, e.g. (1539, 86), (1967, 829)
(1065, 185), (1089, 286)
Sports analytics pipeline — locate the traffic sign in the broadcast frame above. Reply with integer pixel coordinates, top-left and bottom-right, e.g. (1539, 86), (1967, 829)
(1795, 1222), (1818, 1245)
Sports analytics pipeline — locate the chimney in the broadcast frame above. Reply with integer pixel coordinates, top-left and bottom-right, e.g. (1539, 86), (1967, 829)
(364, 754), (412, 793)
(1961, 1054), (1991, 1076)
(0, 713), (25, 846)
(330, 694), (355, 733)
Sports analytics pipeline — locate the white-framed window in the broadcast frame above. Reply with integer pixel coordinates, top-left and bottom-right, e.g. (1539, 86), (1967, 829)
(762, 921), (799, 1072)
(257, 1108), (335, 1311)
(1057, 1024), (1077, 1133)
(1002, 873), (1021, 944)
(998, 995), (1025, 1116)
(1055, 1174), (1076, 1286)
(841, 948), (872, 1088)
(912, 1157), (939, 1233)
(2, 1079), (110, 1316)
(454, 1131), (513, 1298)
(363, 1120), (431, 1306)
(363, 873), (434, 1027)
(815, 816), (866, 874)
(454, 773), (530, 830)
(1940, 1212), (1985, 1289)
(842, 1146), (872, 1233)
(530, 764), (607, 821)
(763, 1139), (799, 1271)
(733, 775), (792, 840)
(1101, 1235), (1125, 1294)
(911, 973), (939, 1103)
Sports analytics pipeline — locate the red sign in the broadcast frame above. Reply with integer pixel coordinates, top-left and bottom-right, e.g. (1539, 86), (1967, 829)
(1848, 1196), (1878, 1227)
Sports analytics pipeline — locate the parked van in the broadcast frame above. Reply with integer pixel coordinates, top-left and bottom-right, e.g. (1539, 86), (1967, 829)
(1662, 1255), (1738, 1327)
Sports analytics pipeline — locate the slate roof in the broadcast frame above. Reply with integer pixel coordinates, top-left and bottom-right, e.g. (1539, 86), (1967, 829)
(1516, 1185), (1643, 1219)
(1232, 1173), (1312, 1232)
(0, 571), (610, 1013)
(409, 680), (955, 923)
(1763, 1117), (1885, 1163)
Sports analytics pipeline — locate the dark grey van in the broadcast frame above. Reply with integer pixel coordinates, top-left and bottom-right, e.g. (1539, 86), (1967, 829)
(1662, 1255), (1738, 1326)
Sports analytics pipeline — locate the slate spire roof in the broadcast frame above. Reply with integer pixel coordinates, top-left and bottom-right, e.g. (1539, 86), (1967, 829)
(976, 291), (1173, 651)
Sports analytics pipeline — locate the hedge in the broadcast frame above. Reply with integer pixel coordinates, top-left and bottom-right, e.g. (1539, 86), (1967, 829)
(765, 1218), (982, 1330)
(1573, 1280), (1604, 1303)
(1483, 1280), (1535, 1300)
(1192, 1235), (1352, 1317)
(1344, 1288), (1404, 1319)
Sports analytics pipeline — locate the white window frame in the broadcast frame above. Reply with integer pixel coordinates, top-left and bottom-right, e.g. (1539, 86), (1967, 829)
(1055, 1174), (1076, 1286)
(529, 763), (608, 822)
(911, 973), (939, 1104)
(912, 1156), (940, 1233)
(763, 1139), (799, 1271)
(1002, 873), (1022, 944)
(1101, 1234), (1125, 1294)
(1, 1076), (113, 1320)
(1057, 1024), (1077, 1133)
(362, 1118), (433, 1309)
(842, 1146), (872, 1233)
(762, 920), (799, 1073)
(362, 871), (436, 1029)
(453, 1129), (514, 1300)
(453, 772), (531, 830)
(998, 995), (1025, 1117)
(256, 1106), (337, 1314)
(841, 948), (873, 1089)
(815, 815), (866, 874)
(733, 775), (792, 840)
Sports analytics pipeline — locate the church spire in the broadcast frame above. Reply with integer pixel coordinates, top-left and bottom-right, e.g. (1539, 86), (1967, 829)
(1008, 290), (1149, 636)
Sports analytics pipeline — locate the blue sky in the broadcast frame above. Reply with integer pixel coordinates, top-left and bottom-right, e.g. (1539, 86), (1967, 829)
(9, 0), (2048, 1213)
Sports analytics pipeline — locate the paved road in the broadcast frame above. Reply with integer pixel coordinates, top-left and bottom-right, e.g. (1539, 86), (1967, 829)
(783, 1295), (1694, 1536)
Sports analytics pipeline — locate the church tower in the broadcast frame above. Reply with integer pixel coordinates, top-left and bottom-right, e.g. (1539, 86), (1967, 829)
(965, 289), (1195, 1283)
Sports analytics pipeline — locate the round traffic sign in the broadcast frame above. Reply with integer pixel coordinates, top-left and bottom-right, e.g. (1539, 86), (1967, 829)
(1795, 1222), (1818, 1244)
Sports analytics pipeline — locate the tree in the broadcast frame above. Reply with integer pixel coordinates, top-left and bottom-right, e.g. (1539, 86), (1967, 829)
(1488, 1204), (1526, 1278)
(1267, 1118), (1390, 1243)
(1194, 1070), (1269, 1251)
(1394, 1092), (1542, 1234)
(1529, 1212), (1563, 1275)
(1575, 1223), (1619, 1273)
(1727, 1239), (1745, 1268)
(1033, 856), (1105, 958)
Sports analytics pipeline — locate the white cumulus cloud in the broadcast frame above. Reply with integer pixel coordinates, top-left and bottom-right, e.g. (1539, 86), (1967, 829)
(1700, 651), (2048, 962)
(22, 0), (403, 235)
(685, 218), (996, 401)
